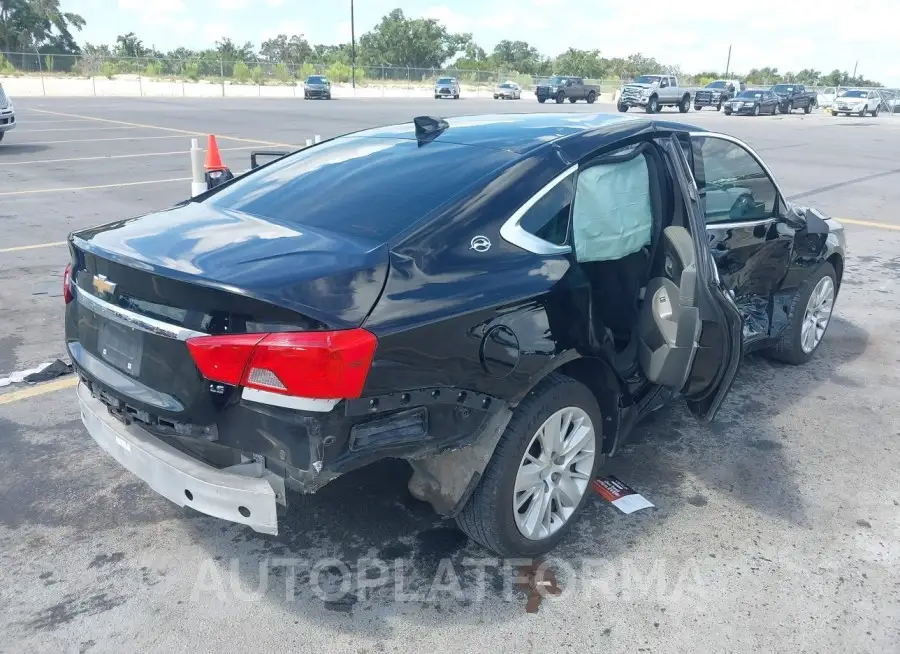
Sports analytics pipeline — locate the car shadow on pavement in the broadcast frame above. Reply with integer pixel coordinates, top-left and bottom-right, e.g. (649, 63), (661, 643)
(0, 143), (51, 156)
(188, 316), (868, 632)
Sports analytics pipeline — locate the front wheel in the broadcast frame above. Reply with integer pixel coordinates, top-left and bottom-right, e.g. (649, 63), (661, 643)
(568, 96), (577, 103)
(694, 105), (702, 111)
(872, 105), (879, 117)
(724, 108), (732, 115)
(764, 261), (837, 365)
(804, 103), (812, 114)
(753, 104), (760, 116)
(617, 103), (628, 112)
(586, 91), (596, 104)
(555, 91), (565, 104)
(678, 95), (690, 113)
(455, 374), (604, 558)
(0, 131), (4, 143)
(537, 97), (546, 104)
(645, 95), (659, 113)
(716, 100), (723, 111)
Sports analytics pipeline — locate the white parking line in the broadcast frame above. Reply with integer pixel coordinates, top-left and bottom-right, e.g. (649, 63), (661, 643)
(0, 145), (258, 167)
(0, 177), (191, 197)
(13, 126), (143, 134)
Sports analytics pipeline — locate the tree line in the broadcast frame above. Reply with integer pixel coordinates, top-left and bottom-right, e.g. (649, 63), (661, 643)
(0, 1), (885, 87)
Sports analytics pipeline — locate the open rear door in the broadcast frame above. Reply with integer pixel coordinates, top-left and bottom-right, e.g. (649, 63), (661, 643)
(636, 135), (744, 422)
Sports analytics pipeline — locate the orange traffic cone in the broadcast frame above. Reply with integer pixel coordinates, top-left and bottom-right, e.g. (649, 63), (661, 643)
(204, 134), (226, 171)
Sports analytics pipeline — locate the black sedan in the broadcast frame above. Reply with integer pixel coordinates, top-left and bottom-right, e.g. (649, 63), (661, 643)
(64, 113), (846, 558)
(724, 88), (780, 115)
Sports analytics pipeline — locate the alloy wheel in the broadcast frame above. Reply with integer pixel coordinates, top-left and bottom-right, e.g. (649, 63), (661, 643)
(801, 276), (835, 353)
(512, 407), (596, 541)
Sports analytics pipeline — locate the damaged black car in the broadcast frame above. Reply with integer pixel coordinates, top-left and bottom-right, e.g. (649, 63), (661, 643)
(64, 113), (846, 557)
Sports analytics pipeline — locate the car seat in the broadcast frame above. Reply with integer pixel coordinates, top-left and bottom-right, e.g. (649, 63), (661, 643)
(573, 142), (666, 374)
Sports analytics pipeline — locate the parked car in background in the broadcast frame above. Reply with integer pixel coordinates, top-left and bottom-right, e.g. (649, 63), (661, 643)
(694, 79), (743, 111)
(831, 89), (881, 116)
(724, 89), (780, 115)
(63, 112), (847, 557)
(0, 82), (15, 143)
(434, 77), (461, 99)
(535, 76), (600, 104)
(817, 87), (837, 108)
(771, 83), (816, 113)
(303, 76), (332, 100)
(494, 81), (522, 100)
(618, 74), (694, 114)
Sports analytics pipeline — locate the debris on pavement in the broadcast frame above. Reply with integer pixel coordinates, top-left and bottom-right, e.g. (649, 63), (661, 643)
(0, 359), (73, 387)
(516, 560), (563, 613)
(592, 475), (655, 514)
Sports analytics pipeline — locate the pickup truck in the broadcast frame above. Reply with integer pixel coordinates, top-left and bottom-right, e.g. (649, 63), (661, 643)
(618, 74), (693, 114)
(535, 76), (600, 104)
(694, 79), (744, 111)
(771, 83), (817, 113)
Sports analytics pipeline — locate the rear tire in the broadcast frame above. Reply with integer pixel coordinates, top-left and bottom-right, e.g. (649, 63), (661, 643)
(804, 102), (812, 114)
(694, 105), (702, 111)
(764, 262), (837, 365)
(455, 374), (604, 558)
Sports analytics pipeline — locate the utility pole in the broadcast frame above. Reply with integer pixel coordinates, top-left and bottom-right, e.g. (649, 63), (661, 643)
(724, 45), (732, 77)
(852, 60), (858, 80)
(350, 0), (356, 88)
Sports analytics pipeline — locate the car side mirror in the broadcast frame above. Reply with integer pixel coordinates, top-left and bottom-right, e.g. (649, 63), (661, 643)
(779, 205), (807, 230)
(729, 193), (756, 220)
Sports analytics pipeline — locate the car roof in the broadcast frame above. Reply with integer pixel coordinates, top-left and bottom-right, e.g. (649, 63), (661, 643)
(351, 113), (702, 154)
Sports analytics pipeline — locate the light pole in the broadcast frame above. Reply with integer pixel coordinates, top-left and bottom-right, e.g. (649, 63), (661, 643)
(351, 0), (356, 88)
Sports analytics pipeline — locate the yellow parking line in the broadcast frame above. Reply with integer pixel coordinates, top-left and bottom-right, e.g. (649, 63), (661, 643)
(0, 377), (78, 406)
(29, 108), (296, 148)
(0, 177), (191, 197)
(0, 241), (67, 253)
(21, 135), (189, 145)
(14, 126), (142, 133)
(0, 145), (257, 167)
(837, 217), (900, 231)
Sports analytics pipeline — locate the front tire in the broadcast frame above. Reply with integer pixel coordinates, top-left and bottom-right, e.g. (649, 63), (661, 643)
(555, 91), (565, 104)
(872, 105), (879, 117)
(617, 103), (628, 112)
(645, 95), (659, 113)
(538, 97), (546, 104)
(804, 102), (812, 114)
(586, 91), (596, 104)
(753, 104), (760, 116)
(678, 95), (690, 113)
(764, 262), (837, 365)
(455, 374), (603, 558)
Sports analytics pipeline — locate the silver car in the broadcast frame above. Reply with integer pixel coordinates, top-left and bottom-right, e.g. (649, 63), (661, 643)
(493, 81), (521, 100)
(434, 76), (460, 99)
(0, 82), (15, 143)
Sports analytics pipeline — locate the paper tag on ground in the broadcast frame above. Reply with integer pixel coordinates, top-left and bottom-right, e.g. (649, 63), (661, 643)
(591, 476), (654, 514)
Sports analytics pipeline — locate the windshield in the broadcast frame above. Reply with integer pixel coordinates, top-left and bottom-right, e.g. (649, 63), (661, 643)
(737, 90), (763, 99)
(306, 76), (327, 84)
(705, 81), (728, 89)
(633, 75), (662, 85)
(838, 90), (867, 98)
(772, 84), (795, 93)
(499, 83), (513, 88)
(437, 77), (455, 84)
(548, 76), (568, 85)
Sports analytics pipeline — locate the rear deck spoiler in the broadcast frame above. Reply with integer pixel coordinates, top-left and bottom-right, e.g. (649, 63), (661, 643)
(250, 150), (291, 170)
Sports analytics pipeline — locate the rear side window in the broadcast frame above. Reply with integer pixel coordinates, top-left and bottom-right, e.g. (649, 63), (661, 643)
(207, 136), (514, 241)
(519, 175), (574, 246)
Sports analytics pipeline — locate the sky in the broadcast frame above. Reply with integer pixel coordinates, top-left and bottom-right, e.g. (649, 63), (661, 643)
(65, 0), (899, 85)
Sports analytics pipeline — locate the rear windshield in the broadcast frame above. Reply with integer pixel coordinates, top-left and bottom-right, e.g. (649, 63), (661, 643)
(206, 136), (513, 241)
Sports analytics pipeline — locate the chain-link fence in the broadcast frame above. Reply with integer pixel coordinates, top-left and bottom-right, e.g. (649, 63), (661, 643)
(1, 51), (897, 112)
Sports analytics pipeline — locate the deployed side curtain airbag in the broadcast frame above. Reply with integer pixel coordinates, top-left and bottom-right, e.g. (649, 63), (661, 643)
(572, 154), (653, 263)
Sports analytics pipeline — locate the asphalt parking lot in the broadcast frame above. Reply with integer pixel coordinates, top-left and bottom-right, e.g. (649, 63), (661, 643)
(2, 97), (899, 653)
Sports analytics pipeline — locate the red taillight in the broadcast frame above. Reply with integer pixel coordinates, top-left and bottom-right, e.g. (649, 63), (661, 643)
(186, 329), (378, 400)
(63, 264), (73, 304)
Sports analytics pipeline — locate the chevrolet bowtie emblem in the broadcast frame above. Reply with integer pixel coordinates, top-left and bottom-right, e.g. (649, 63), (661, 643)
(92, 274), (116, 295)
